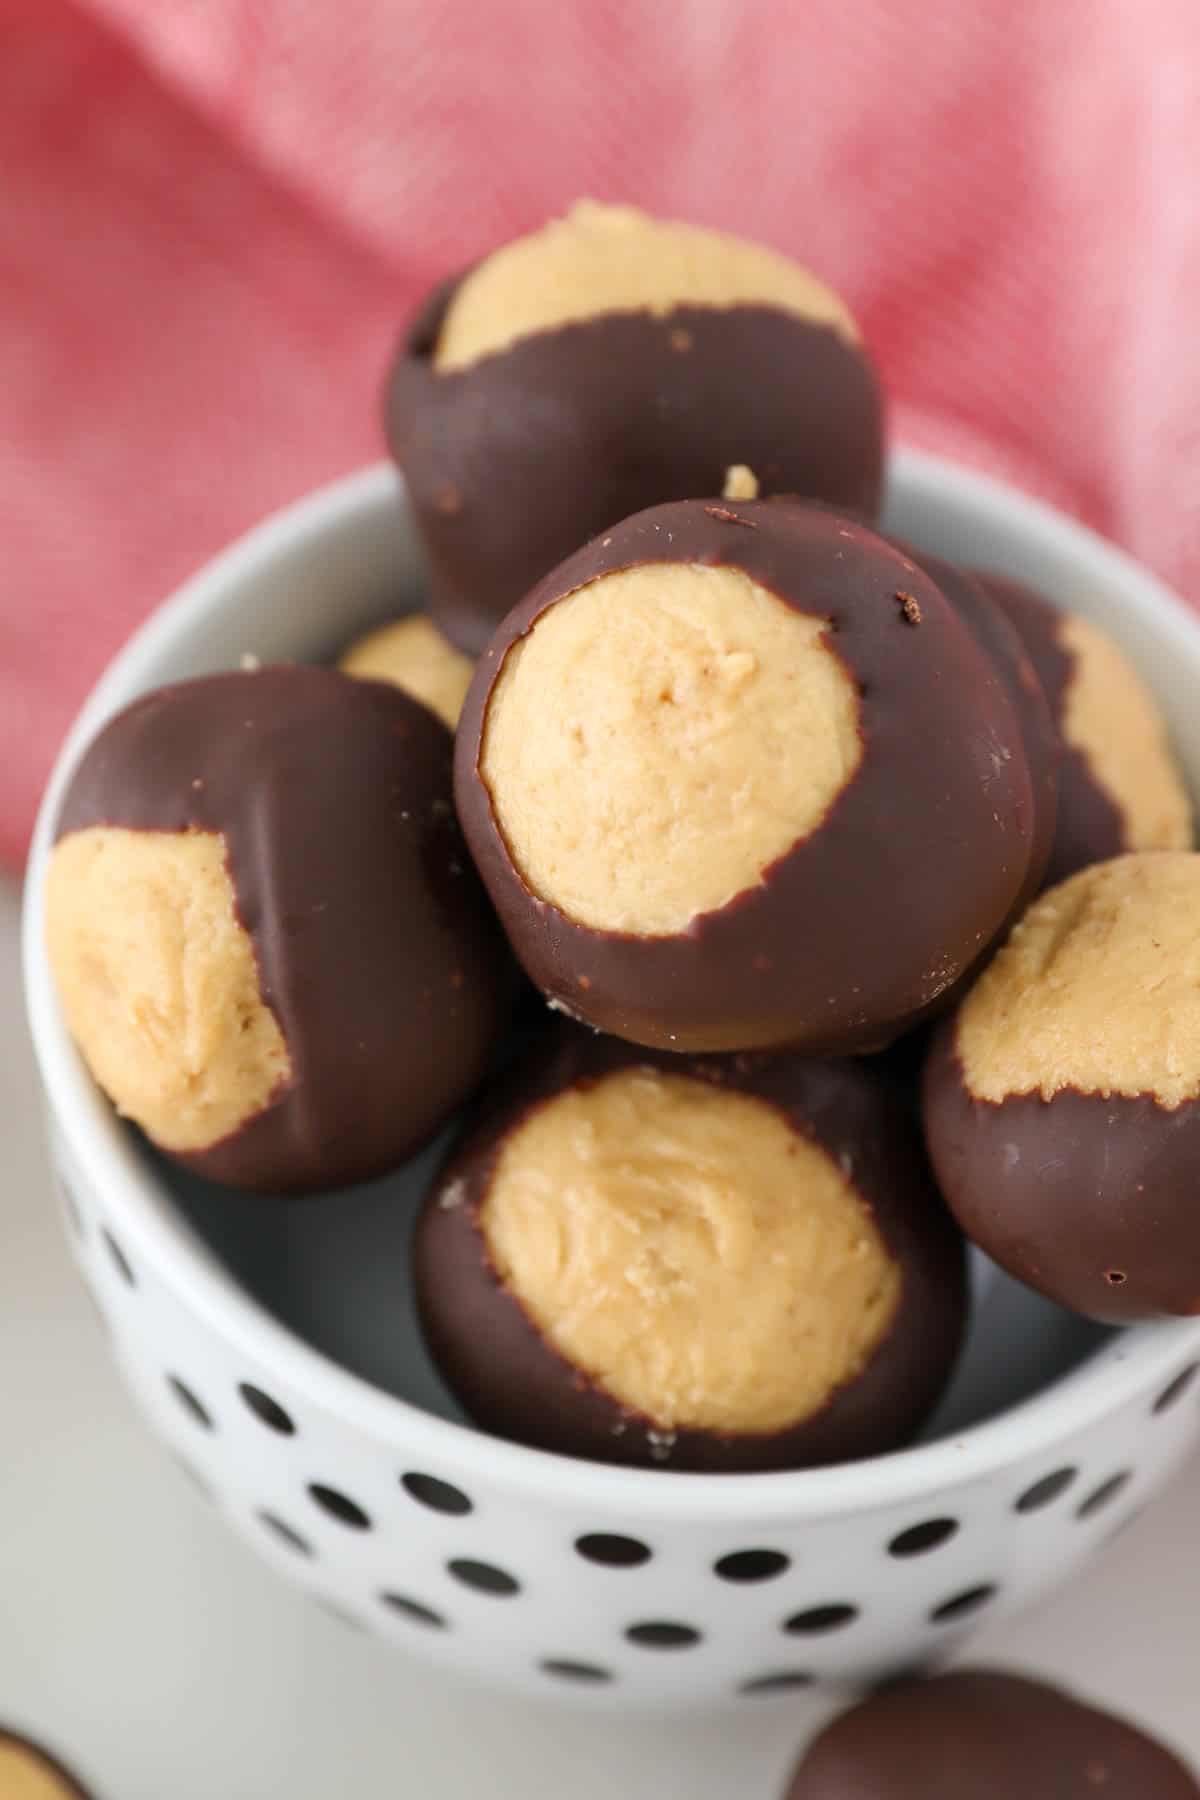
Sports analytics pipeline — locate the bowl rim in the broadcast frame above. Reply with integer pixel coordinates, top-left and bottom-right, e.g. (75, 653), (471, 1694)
(22, 451), (1200, 1523)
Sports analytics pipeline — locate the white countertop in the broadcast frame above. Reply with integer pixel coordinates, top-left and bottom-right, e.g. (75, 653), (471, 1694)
(2, 871), (1197, 1799)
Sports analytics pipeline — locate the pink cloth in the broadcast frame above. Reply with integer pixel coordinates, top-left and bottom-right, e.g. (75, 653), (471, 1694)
(5, 0), (1199, 867)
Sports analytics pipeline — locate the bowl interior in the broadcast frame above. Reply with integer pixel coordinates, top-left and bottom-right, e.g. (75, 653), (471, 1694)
(27, 454), (1200, 1475)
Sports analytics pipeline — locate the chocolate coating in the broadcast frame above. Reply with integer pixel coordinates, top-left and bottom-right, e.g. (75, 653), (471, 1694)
(865, 1023), (933, 1120)
(456, 498), (1035, 1054)
(923, 1025), (1200, 1321)
(415, 1029), (966, 1473)
(977, 571), (1130, 884)
(0, 1725), (94, 1798)
(55, 667), (514, 1193)
(896, 551), (1059, 909)
(787, 1670), (1199, 1798)
(386, 279), (883, 653)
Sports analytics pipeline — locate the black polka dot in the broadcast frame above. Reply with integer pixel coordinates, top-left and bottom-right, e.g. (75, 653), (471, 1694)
(888, 1518), (958, 1557)
(625, 1622), (701, 1649)
(401, 1472), (472, 1516)
(784, 1604), (858, 1635)
(238, 1384), (296, 1436)
(166, 1375), (214, 1430)
(257, 1511), (313, 1557)
(102, 1228), (134, 1286)
(575, 1533), (652, 1568)
(929, 1584), (997, 1624)
(714, 1549), (790, 1583)
(740, 1671), (815, 1696)
(539, 1659), (613, 1684)
(380, 1593), (446, 1629)
(1154, 1364), (1199, 1415)
(447, 1558), (520, 1596)
(1077, 1471), (1132, 1520)
(1015, 1467), (1077, 1513)
(307, 1484), (371, 1530)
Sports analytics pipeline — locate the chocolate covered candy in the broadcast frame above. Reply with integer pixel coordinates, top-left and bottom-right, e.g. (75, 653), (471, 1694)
(923, 852), (1200, 1320)
(385, 201), (883, 652)
(45, 666), (513, 1193)
(456, 497), (1036, 1054)
(896, 548), (1059, 912)
(415, 1030), (965, 1473)
(978, 571), (1191, 885)
(786, 1670), (1198, 1799)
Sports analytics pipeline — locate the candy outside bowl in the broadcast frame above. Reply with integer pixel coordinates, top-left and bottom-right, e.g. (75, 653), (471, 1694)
(21, 453), (1200, 1710)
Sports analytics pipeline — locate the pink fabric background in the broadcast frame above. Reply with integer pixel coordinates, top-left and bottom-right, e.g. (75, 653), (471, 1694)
(4, 0), (1199, 868)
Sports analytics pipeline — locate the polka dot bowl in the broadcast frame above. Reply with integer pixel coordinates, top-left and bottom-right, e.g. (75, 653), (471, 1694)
(23, 455), (1200, 1709)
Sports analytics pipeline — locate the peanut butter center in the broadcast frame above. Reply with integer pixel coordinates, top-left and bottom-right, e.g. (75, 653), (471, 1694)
(958, 852), (1200, 1108)
(481, 1066), (902, 1434)
(480, 562), (862, 935)
(434, 200), (859, 371)
(1059, 614), (1191, 853)
(339, 613), (473, 730)
(46, 827), (291, 1151)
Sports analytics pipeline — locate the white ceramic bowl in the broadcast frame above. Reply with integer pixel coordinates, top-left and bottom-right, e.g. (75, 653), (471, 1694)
(22, 454), (1200, 1711)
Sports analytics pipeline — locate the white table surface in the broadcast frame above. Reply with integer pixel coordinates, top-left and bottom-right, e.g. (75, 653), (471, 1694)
(2, 872), (1197, 1800)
